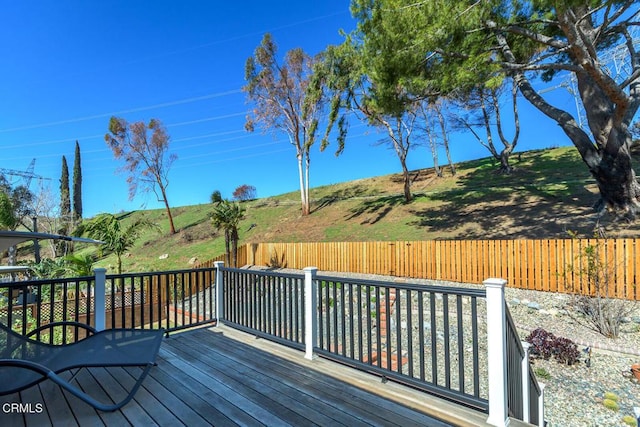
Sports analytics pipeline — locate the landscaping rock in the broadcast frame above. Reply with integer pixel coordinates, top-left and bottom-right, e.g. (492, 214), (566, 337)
(527, 301), (541, 310)
(159, 253), (169, 260)
(188, 256), (198, 265)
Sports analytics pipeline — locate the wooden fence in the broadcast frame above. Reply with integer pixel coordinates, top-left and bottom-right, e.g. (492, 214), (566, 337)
(196, 240), (640, 300)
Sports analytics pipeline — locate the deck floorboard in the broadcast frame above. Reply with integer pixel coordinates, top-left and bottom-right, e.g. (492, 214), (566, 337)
(0, 324), (491, 426)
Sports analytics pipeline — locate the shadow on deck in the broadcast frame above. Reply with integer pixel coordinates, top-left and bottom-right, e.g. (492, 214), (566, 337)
(0, 324), (500, 427)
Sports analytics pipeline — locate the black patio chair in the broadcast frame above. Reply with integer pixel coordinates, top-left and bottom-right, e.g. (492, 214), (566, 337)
(0, 321), (164, 412)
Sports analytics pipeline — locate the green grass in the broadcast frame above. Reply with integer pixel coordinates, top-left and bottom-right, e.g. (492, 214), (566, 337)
(25, 146), (640, 273)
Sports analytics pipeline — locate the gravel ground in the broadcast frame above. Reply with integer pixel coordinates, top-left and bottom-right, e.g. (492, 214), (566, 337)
(504, 286), (640, 427)
(257, 267), (640, 427)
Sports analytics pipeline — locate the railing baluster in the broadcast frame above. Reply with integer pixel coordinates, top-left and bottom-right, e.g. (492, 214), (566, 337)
(406, 289), (413, 378)
(318, 280), (325, 350)
(395, 287), (402, 374)
(341, 281), (346, 357)
(375, 286), (381, 369)
(443, 293), (451, 389)
(418, 290), (425, 381)
(348, 282), (354, 359)
(457, 295), (465, 393)
(366, 285), (372, 364)
(430, 291), (437, 384)
(357, 283), (363, 363)
(471, 296), (480, 398)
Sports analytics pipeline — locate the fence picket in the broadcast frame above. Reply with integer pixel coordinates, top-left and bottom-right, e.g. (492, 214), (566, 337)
(196, 239), (640, 300)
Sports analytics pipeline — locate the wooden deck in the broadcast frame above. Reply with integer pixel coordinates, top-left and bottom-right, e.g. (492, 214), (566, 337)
(0, 324), (495, 427)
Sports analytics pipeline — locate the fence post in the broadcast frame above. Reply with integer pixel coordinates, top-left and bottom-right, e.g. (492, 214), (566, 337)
(538, 383), (545, 427)
(303, 267), (318, 360)
(214, 261), (224, 325)
(521, 341), (531, 423)
(485, 277), (508, 427)
(94, 268), (107, 331)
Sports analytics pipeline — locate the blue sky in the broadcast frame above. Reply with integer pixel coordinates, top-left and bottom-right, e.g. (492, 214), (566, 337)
(0, 1), (576, 218)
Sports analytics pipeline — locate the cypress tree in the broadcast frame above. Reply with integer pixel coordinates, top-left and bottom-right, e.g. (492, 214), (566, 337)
(60, 155), (71, 223)
(72, 141), (83, 220)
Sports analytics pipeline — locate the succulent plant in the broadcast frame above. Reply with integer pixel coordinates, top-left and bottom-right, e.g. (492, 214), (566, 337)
(603, 398), (620, 411)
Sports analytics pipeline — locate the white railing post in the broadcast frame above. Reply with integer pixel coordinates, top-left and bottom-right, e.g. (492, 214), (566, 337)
(538, 383), (546, 427)
(484, 278), (509, 427)
(521, 341), (531, 423)
(214, 261), (224, 325)
(93, 268), (107, 332)
(303, 267), (318, 360)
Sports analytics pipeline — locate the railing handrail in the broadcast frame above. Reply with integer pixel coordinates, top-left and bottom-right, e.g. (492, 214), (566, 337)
(0, 276), (95, 288)
(316, 274), (487, 297)
(219, 266), (304, 280)
(107, 266), (216, 279)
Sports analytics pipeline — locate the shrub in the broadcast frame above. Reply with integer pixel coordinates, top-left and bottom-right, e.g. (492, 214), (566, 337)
(533, 367), (551, 380)
(210, 190), (223, 204)
(602, 399), (619, 411)
(603, 392), (619, 402)
(526, 328), (556, 360)
(525, 328), (580, 365)
(564, 233), (638, 338)
(622, 415), (637, 427)
(552, 337), (580, 365)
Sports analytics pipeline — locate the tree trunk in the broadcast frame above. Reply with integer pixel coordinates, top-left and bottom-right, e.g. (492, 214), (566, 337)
(160, 185), (176, 234)
(401, 161), (413, 203)
(436, 106), (456, 176)
(231, 228), (238, 267)
(305, 151), (311, 215)
(493, 81), (519, 175)
(297, 150), (310, 216)
(591, 144), (640, 215)
(499, 149), (514, 174)
(426, 128), (442, 177)
(224, 230), (231, 266)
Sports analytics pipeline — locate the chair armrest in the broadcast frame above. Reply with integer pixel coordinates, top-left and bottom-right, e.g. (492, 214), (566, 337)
(25, 321), (98, 340)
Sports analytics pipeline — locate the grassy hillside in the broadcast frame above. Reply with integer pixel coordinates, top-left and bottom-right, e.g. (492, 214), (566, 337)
(64, 146), (640, 273)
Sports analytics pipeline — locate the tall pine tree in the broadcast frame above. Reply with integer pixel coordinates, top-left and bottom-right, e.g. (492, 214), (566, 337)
(72, 141), (83, 221)
(60, 155), (71, 225)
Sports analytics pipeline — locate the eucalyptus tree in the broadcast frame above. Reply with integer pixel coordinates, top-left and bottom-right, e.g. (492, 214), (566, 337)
(105, 117), (177, 234)
(244, 33), (325, 216)
(352, 0), (640, 219)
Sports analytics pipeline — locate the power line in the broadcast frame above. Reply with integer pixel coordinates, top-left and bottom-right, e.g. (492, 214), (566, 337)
(0, 89), (242, 133)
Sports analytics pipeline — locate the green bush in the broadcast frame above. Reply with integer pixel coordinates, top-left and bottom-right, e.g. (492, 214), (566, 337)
(603, 392), (619, 402)
(622, 415), (637, 427)
(534, 367), (551, 380)
(602, 399), (619, 411)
